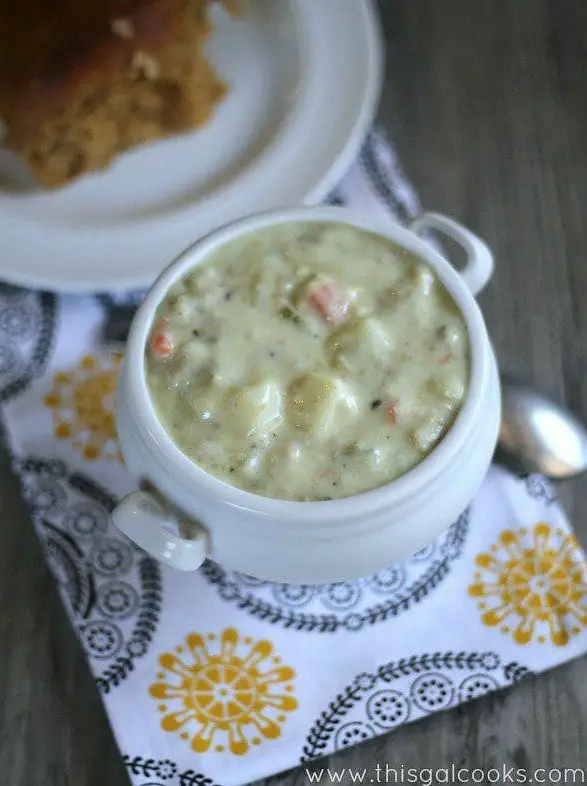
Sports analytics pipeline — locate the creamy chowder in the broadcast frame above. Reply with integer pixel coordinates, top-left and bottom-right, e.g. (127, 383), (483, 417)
(146, 222), (469, 501)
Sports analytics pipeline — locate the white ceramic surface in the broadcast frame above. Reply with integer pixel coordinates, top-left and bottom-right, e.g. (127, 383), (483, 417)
(0, 0), (382, 293)
(112, 207), (501, 584)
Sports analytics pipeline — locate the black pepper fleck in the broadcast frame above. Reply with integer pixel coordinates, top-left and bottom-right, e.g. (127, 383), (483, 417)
(229, 467), (235, 473)
(192, 329), (201, 337)
(269, 351), (276, 358)
(371, 399), (382, 409)
(224, 292), (234, 301)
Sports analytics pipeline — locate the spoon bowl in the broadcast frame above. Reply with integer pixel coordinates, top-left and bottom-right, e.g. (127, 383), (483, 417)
(498, 379), (587, 479)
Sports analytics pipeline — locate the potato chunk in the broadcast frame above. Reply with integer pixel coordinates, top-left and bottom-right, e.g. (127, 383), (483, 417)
(327, 317), (393, 370)
(288, 373), (359, 436)
(225, 379), (284, 439)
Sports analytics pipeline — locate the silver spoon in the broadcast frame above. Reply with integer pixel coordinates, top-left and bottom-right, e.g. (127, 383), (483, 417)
(497, 377), (587, 479)
(103, 307), (587, 479)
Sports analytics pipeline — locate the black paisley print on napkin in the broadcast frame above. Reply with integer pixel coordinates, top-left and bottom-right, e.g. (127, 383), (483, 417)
(123, 755), (221, 786)
(0, 284), (57, 403)
(15, 456), (163, 692)
(302, 652), (531, 761)
(201, 510), (468, 633)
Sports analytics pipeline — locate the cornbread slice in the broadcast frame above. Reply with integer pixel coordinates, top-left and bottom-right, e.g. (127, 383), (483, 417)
(0, 0), (237, 188)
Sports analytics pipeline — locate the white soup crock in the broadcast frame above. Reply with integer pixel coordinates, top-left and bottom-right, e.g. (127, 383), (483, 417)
(112, 207), (500, 584)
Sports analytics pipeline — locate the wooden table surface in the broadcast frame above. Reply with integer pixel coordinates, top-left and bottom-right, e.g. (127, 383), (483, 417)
(2, 1), (587, 783)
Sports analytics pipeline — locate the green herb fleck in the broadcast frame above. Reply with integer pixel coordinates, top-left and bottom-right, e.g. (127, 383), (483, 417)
(279, 305), (302, 325)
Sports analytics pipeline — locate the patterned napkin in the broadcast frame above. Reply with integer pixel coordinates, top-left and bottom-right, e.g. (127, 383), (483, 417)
(2, 128), (587, 786)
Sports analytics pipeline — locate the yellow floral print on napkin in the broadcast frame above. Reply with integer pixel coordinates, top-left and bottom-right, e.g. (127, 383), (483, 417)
(469, 522), (587, 646)
(44, 353), (122, 461)
(150, 627), (298, 755)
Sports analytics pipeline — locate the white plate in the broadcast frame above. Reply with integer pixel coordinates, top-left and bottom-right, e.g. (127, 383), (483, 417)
(0, 0), (382, 292)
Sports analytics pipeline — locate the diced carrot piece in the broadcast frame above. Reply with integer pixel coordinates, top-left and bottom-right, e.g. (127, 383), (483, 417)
(385, 401), (398, 425)
(308, 280), (350, 326)
(150, 320), (175, 359)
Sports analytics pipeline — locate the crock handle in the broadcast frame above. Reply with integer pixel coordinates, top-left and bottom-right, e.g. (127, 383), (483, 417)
(111, 490), (208, 571)
(410, 212), (494, 296)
